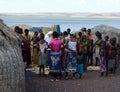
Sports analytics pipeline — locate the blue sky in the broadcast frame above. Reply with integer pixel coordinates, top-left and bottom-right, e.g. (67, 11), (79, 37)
(0, 0), (120, 13)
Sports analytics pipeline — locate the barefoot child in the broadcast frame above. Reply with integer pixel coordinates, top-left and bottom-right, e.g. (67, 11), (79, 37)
(38, 33), (48, 76)
(99, 41), (107, 76)
(77, 53), (84, 78)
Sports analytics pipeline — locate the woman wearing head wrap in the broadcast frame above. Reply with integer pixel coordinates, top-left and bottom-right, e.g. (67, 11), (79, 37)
(44, 31), (53, 44)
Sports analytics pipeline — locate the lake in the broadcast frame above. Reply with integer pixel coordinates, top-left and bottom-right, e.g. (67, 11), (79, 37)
(0, 16), (120, 32)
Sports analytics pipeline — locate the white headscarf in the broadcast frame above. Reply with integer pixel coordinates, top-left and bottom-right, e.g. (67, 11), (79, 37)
(44, 31), (53, 44)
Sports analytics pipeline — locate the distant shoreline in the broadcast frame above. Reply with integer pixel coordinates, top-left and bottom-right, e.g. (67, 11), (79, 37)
(0, 12), (120, 18)
(1, 14), (120, 31)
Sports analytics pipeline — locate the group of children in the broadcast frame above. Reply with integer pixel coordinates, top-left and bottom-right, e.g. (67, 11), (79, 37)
(95, 31), (119, 76)
(15, 26), (120, 81)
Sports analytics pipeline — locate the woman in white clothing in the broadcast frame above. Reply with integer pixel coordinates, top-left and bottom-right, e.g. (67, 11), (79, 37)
(65, 34), (77, 79)
(44, 31), (53, 45)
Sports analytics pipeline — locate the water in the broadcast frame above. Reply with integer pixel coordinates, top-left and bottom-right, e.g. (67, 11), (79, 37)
(0, 16), (120, 32)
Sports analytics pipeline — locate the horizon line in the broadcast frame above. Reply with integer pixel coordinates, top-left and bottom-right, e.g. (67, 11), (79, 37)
(0, 12), (120, 14)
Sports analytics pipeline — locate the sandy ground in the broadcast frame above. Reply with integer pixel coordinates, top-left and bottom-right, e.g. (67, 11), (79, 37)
(25, 67), (120, 92)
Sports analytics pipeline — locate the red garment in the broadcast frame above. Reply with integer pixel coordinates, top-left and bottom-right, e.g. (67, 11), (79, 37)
(89, 35), (94, 40)
(23, 42), (31, 66)
(22, 35), (31, 66)
(62, 50), (67, 68)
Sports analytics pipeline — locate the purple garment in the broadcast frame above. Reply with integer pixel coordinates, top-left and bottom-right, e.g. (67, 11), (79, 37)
(100, 57), (106, 72)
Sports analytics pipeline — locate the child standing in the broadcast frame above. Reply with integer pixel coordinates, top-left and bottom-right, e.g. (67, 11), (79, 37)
(94, 32), (103, 66)
(77, 53), (84, 78)
(107, 38), (117, 74)
(99, 41), (107, 76)
(38, 33), (48, 76)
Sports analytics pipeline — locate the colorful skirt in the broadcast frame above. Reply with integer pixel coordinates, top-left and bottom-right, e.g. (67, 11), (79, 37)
(49, 52), (61, 73)
(99, 57), (106, 72)
(66, 52), (77, 72)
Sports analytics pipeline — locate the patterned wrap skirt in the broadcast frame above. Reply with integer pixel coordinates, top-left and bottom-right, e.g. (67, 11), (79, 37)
(66, 52), (77, 72)
(49, 52), (61, 73)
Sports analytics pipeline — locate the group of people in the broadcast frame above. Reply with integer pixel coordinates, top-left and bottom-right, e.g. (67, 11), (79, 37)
(14, 26), (120, 81)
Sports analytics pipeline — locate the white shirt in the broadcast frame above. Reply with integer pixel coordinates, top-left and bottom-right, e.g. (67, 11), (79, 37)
(68, 41), (77, 51)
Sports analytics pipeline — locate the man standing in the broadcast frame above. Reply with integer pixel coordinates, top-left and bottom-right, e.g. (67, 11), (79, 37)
(81, 27), (89, 71)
